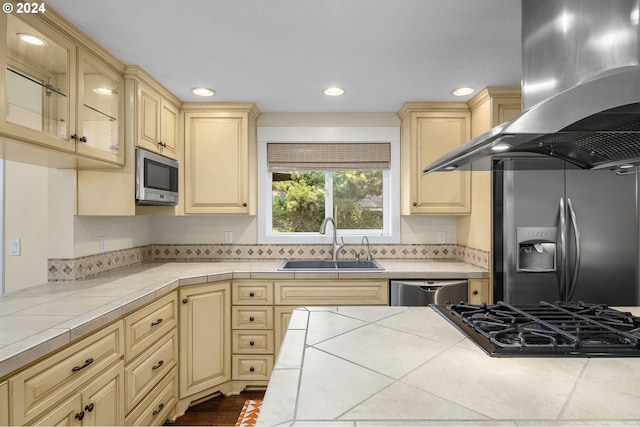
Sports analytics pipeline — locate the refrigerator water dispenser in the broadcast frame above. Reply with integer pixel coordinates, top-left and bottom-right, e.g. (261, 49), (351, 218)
(516, 227), (556, 272)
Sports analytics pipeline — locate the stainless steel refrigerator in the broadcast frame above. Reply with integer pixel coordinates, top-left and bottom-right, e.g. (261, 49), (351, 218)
(493, 158), (639, 305)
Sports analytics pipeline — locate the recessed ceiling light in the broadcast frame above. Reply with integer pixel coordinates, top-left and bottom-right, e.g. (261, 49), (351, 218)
(191, 87), (216, 97)
(452, 87), (474, 97)
(323, 87), (345, 96)
(17, 33), (47, 46)
(92, 87), (114, 95)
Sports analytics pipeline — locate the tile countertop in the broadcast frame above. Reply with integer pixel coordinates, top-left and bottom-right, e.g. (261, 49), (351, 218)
(0, 259), (486, 379)
(259, 306), (640, 426)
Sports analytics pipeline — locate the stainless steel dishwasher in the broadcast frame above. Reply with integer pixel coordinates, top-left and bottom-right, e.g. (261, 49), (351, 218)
(390, 279), (468, 306)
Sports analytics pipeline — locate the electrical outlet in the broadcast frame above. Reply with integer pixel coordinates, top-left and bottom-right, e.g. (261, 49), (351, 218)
(437, 231), (447, 244)
(9, 239), (21, 256)
(99, 236), (107, 253)
(224, 231), (233, 244)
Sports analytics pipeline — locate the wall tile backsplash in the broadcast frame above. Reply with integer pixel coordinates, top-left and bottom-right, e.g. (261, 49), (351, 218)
(48, 243), (489, 281)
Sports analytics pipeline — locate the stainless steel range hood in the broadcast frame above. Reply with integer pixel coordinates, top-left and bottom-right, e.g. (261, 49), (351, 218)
(423, 0), (640, 173)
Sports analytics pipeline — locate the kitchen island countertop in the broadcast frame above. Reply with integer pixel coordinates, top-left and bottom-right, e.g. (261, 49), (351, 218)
(0, 258), (486, 378)
(259, 305), (640, 426)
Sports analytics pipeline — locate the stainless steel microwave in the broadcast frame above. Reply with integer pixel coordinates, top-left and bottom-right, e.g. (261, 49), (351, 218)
(135, 148), (179, 206)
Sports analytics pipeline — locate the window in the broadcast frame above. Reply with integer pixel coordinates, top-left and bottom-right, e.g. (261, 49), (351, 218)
(271, 169), (384, 233)
(257, 127), (400, 244)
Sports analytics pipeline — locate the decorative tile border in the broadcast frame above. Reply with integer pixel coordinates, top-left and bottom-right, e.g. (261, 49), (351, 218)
(48, 246), (153, 281)
(48, 243), (489, 281)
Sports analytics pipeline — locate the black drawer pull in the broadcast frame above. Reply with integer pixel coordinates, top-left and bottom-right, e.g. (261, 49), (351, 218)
(153, 403), (165, 416)
(152, 360), (164, 370)
(249, 292), (255, 297)
(182, 298), (188, 304)
(151, 318), (163, 326)
(249, 316), (255, 322)
(72, 358), (94, 372)
(249, 366), (255, 372)
(85, 403), (94, 413)
(75, 411), (85, 421)
(249, 341), (255, 346)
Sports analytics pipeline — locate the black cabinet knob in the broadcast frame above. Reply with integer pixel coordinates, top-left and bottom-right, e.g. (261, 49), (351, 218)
(473, 290), (479, 295)
(85, 403), (94, 413)
(249, 341), (255, 346)
(249, 292), (255, 297)
(182, 298), (188, 304)
(249, 316), (255, 322)
(249, 366), (255, 372)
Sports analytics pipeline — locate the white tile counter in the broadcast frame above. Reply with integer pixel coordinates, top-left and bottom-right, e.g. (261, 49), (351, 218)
(259, 306), (640, 426)
(0, 259), (486, 379)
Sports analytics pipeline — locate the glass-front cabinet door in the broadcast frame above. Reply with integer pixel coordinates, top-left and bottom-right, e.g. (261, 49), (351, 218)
(75, 50), (123, 164)
(2, 13), (76, 152)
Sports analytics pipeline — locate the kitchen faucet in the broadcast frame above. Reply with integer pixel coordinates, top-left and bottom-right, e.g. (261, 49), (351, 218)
(361, 236), (373, 261)
(320, 217), (344, 261)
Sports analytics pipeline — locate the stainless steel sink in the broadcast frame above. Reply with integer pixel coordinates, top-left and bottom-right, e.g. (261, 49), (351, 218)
(278, 259), (384, 271)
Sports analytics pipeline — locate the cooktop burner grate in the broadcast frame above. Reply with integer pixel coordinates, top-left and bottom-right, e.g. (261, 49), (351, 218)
(433, 301), (640, 357)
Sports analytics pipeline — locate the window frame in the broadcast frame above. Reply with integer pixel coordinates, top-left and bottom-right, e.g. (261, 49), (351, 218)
(257, 127), (400, 244)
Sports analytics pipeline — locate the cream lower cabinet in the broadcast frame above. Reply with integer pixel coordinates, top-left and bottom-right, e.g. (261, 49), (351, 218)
(1, 381), (8, 426)
(468, 278), (490, 305)
(31, 361), (125, 426)
(397, 103), (471, 215)
(9, 321), (124, 426)
(182, 103), (260, 214)
(177, 282), (231, 413)
(231, 281), (275, 388)
(124, 292), (178, 426)
(273, 279), (389, 355)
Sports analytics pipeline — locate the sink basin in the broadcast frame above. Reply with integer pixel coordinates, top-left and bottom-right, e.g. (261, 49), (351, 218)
(278, 259), (384, 271)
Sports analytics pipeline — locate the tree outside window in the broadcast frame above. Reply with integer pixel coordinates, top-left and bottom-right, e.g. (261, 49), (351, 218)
(272, 170), (383, 233)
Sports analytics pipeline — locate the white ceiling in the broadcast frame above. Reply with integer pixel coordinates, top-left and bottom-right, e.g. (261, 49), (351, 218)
(45, 0), (522, 113)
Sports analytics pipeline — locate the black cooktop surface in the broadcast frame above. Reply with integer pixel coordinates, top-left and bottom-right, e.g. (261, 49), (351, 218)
(433, 301), (640, 357)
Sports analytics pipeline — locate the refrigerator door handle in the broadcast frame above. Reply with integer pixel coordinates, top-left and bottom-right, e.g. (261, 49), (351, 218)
(558, 197), (567, 301)
(567, 198), (582, 301)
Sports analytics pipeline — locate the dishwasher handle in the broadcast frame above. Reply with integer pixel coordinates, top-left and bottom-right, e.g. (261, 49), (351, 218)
(419, 285), (443, 292)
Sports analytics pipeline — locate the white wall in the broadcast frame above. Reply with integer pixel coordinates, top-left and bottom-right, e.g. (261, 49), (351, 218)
(73, 216), (152, 257)
(151, 216), (256, 244)
(4, 161), (50, 292)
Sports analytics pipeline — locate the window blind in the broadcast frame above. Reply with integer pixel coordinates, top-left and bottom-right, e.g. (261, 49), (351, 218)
(267, 142), (391, 171)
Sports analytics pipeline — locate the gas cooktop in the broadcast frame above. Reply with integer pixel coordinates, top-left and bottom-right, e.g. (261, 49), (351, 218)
(433, 301), (640, 357)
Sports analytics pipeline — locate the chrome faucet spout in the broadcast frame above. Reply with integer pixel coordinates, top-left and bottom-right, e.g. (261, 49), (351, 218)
(361, 236), (372, 261)
(320, 217), (344, 261)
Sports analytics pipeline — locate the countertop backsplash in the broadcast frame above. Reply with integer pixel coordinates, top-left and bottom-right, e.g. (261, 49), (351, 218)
(48, 243), (489, 281)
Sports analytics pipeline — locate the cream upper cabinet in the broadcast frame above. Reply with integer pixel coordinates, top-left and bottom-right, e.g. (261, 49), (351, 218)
(125, 66), (180, 160)
(75, 49), (124, 165)
(2, 12), (76, 153)
(1, 10), (125, 166)
(178, 282), (231, 399)
(182, 103), (260, 214)
(398, 103), (471, 215)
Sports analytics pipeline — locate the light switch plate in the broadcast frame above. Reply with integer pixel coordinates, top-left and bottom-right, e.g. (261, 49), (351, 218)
(9, 239), (20, 256)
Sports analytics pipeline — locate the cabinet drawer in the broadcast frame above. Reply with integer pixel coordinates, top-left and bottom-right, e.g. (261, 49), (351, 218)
(125, 292), (177, 363)
(232, 281), (274, 305)
(125, 331), (178, 414)
(126, 366), (177, 427)
(274, 280), (389, 305)
(10, 321), (124, 426)
(232, 355), (274, 381)
(232, 306), (273, 329)
(232, 330), (274, 354)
